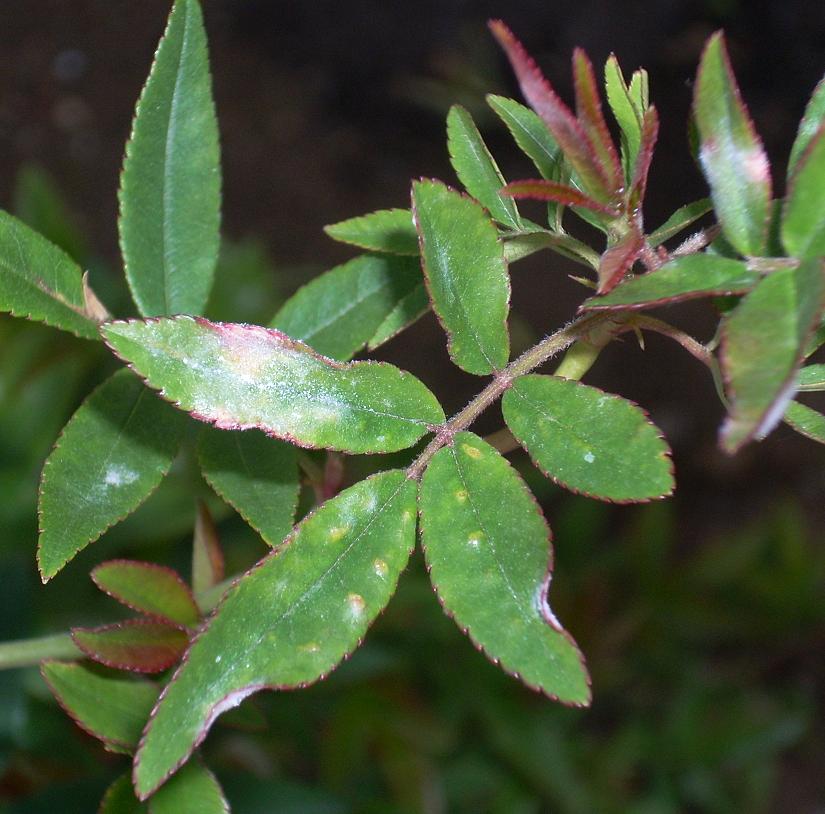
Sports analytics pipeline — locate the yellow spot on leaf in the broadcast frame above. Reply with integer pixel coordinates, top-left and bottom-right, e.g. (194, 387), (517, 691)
(455, 489), (468, 502)
(461, 443), (482, 459)
(373, 559), (388, 578)
(328, 525), (350, 543)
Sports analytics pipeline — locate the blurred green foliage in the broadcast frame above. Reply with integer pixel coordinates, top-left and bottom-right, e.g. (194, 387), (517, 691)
(1, 167), (823, 812)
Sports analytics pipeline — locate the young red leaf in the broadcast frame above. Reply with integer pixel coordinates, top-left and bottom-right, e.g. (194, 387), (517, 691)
(572, 48), (623, 193)
(489, 20), (612, 203)
(628, 106), (659, 210)
(693, 31), (771, 256)
(92, 560), (200, 628)
(597, 229), (644, 293)
(503, 179), (620, 216)
(72, 621), (189, 674)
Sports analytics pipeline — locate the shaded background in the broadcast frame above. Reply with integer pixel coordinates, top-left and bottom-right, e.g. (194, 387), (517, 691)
(2, 1), (825, 811)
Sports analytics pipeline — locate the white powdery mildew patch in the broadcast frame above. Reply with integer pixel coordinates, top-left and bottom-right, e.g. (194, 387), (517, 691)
(103, 465), (139, 489)
(583, 451), (595, 464)
(345, 593), (366, 621)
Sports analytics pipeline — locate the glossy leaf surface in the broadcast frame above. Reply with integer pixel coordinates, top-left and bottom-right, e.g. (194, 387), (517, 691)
(788, 74), (825, 176)
(100, 774), (147, 813)
(92, 560), (200, 628)
(38, 370), (185, 581)
(582, 255), (759, 311)
(784, 400), (825, 443)
(0, 210), (100, 339)
(199, 427), (298, 547)
(72, 621), (189, 674)
(693, 32), (771, 256)
(502, 375), (673, 502)
(135, 471), (417, 798)
(41, 661), (157, 753)
(447, 105), (522, 229)
(119, 0), (221, 316)
(271, 253), (422, 361)
(103, 317), (444, 453)
(148, 761), (229, 814)
(487, 95), (561, 181)
(782, 126), (825, 258)
(412, 180), (510, 375)
(419, 432), (590, 704)
(324, 209), (419, 256)
(721, 259), (825, 452)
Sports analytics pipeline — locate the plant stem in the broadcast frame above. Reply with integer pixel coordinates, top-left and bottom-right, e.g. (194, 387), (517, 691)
(406, 311), (613, 480)
(0, 633), (82, 670)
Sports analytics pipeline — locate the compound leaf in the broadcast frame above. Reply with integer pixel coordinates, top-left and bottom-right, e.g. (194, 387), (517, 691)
(41, 661), (158, 754)
(72, 621), (189, 674)
(447, 105), (522, 229)
(782, 125), (825, 259)
(92, 560), (200, 628)
(324, 209), (419, 256)
(419, 432), (590, 704)
(693, 32), (771, 256)
(199, 427), (298, 548)
(412, 180), (510, 375)
(102, 317), (444, 454)
(0, 210), (101, 339)
(119, 0), (221, 316)
(271, 254), (422, 361)
(582, 255), (759, 311)
(148, 760), (228, 814)
(502, 375), (673, 502)
(37, 369), (186, 581)
(720, 258), (825, 452)
(134, 470), (417, 798)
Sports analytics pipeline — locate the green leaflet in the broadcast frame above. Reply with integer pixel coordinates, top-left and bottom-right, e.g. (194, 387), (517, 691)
(447, 105), (523, 230)
(788, 74), (825, 177)
(148, 761), (229, 813)
(41, 661), (158, 754)
(798, 364), (825, 391)
(271, 254), (422, 361)
(647, 198), (713, 245)
(119, 0), (221, 316)
(412, 180), (510, 375)
(37, 370), (186, 581)
(693, 32), (771, 256)
(782, 126), (825, 258)
(103, 316), (444, 454)
(582, 255), (759, 311)
(135, 471), (417, 798)
(198, 427), (299, 547)
(72, 621), (189, 674)
(367, 281), (429, 350)
(92, 560), (200, 628)
(604, 55), (644, 183)
(0, 210), (100, 339)
(721, 259), (825, 452)
(192, 502), (224, 597)
(419, 432), (590, 704)
(324, 209), (419, 256)
(502, 375), (674, 502)
(784, 400), (825, 443)
(100, 774), (148, 813)
(486, 95), (562, 182)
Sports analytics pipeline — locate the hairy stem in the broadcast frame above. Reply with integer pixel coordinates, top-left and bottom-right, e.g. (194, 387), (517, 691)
(0, 633), (82, 670)
(406, 311), (613, 480)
